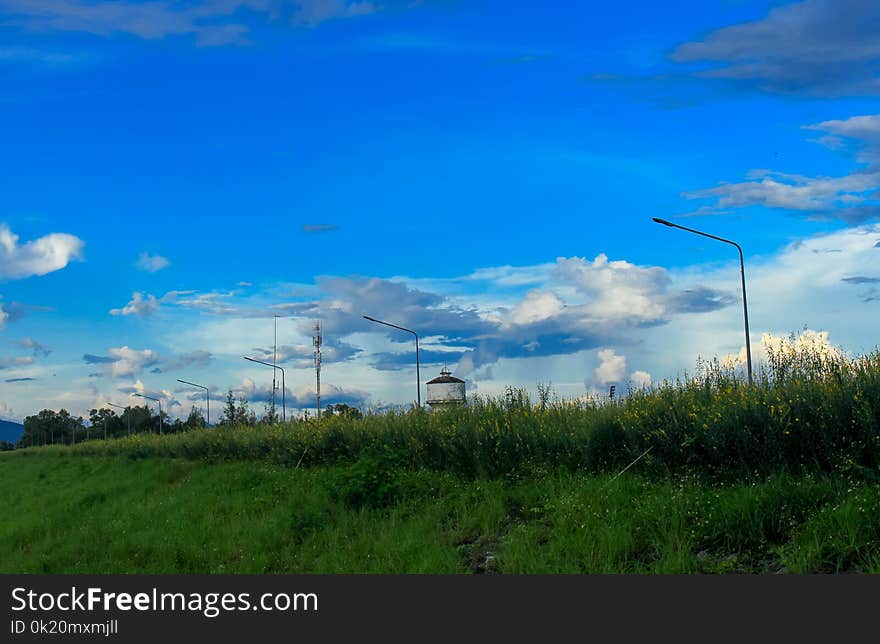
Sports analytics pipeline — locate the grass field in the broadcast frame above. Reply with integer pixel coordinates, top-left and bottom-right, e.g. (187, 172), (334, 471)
(2, 451), (879, 574)
(3, 339), (880, 574)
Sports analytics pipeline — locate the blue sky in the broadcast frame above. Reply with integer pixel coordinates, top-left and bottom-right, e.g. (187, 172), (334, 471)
(2, 0), (880, 422)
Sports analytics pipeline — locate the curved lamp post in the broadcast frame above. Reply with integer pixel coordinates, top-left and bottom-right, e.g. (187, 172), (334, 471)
(243, 356), (285, 422)
(134, 393), (163, 434)
(177, 379), (210, 427)
(363, 315), (421, 407)
(107, 403), (131, 435)
(652, 217), (753, 384)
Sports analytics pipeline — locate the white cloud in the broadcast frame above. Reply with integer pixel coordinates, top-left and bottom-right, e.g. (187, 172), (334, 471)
(110, 292), (160, 318)
(0, 223), (84, 280)
(507, 290), (564, 326)
(233, 377), (257, 399)
(107, 347), (161, 378)
(136, 252), (170, 272)
(684, 114), (880, 223)
(630, 370), (652, 388)
(688, 169), (880, 210)
(594, 349), (626, 385)
(0, 355), (33, 369)
(807, 115), (880, 145)
(556, 254), (670, 322)
(0, 400), (15, 420)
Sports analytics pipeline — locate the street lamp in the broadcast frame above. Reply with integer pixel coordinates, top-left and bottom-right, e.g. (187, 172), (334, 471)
(273, 314), (281, 417)
(177, 379), (211, 427)
(243, 356), (285, 422)
(134, 393), (163, 434)
(107, 403), (130, 435)
(363, 315), (421, 407)
(652, 217), (753, 384)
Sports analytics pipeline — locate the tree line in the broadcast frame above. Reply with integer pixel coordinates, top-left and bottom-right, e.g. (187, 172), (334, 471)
(15, 390), (363, 448)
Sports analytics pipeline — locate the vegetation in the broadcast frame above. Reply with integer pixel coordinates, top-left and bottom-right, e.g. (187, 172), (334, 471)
(3, 332), (879, 573)
(35, 340), (880, 486)
(1, 453), (878, 574)
(19, 404), (210, 446)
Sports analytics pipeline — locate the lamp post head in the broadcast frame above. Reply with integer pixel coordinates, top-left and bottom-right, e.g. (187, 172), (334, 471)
(652, 217), (673, 227)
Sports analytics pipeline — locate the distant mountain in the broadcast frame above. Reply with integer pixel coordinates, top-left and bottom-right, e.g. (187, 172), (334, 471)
(0, 419), (24, 444)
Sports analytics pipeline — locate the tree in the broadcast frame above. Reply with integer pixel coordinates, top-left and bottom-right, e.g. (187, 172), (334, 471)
(22, 409), (84, 446)
(219, 390), (256, 426)
(221, 390), (237, 426)
(88, 408), (124, 440)
(261, 386), (278, 425)
(184, 406), (206, 430)
(125, 405), (155, 435)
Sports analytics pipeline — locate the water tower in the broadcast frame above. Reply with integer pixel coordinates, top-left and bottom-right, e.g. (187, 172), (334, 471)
(426, 369), (466, 409)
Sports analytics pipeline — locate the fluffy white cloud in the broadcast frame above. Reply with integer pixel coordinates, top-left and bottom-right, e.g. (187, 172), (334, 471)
(110, 292), (160, 318)
(556, 254), (670, 322)
(507, 290), (564, 326)
(136, 252), (170, 272)
(594, 349), (626, 385)
(107, 347), (161, 378)
(0, 224), (84, 280)
(630, 370), (652, 388)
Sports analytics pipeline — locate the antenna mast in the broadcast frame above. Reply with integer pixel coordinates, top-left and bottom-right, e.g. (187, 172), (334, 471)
(313, 319), (322, 419)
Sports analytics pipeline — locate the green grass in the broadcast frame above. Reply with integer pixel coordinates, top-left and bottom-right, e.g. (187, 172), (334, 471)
(6, 337), (880, 573)
(2, 451), (879, 574)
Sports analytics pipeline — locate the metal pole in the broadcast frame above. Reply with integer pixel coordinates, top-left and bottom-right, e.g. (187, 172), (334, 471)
(363, 315), (421, 407)
(415, 335), (421, 408)
(134, 393), (162, 434)
(273, 315), (278, 416)
(243, 357), (285, 422)
(652, 217), (753, 384)
(177, 379), (211, 427)
(109, 404), (129, 435)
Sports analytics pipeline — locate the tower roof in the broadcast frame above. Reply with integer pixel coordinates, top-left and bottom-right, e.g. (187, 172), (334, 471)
(426, 369), (465, 385)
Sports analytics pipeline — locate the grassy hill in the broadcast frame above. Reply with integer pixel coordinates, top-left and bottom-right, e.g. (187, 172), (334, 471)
(3, 343), (880, 574)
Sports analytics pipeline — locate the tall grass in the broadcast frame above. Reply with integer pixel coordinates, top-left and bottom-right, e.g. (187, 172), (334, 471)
(42, 339), (880, 483)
